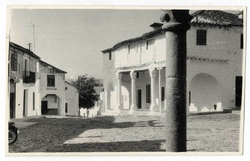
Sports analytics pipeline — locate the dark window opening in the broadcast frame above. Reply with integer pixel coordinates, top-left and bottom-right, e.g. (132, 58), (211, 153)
(136, 72), (139, 78)
(161, 87), (165, 102)
(109, 52), (112, 60)
(196, 30), (207, 45)
(65, 103), (68, 113)
(128, 45), (130, 54)
(146, 84), (151, 103)
(47, 75), (55, 87)
(240, 34), (243, 49)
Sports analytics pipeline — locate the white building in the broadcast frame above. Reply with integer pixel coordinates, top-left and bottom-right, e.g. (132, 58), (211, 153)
(39, 60), (79, 116)
(8, 42), (79, 118)
(100, 10), (244, 115)
(9, 42), (41, 118)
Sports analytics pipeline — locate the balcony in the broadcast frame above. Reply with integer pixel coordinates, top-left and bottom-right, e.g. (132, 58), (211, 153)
(23, 71), (36, 83)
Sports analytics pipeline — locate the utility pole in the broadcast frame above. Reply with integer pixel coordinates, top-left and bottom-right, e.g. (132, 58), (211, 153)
(160, 10), (192, 152)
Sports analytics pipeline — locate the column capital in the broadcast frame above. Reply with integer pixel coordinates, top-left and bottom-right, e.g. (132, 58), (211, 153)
(157, 67), (163, 70)
(160, 10), (192, 31)
(116, 72), (122, 79)
(130, 71), (137, 79)
(149, 68), (157, 77)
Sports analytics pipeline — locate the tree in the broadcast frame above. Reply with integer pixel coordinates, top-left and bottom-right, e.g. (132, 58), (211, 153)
(71, 75), (99, 109)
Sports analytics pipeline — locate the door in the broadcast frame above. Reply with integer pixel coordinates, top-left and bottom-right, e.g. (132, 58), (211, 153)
(10, 93), (15, 118)
(137, 89), (142, 109)
(41, 101), (48, 115)
(235, 76), (243, 107)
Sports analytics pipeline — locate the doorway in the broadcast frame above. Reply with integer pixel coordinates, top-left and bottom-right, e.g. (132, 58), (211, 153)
(41, 101), (48, 115)
(137, 89), (142, 109)
(10, 93), (15, 118)
(235, 76), (243, 107)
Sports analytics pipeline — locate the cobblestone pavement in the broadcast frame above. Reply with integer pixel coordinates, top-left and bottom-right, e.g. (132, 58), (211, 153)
(8, 113), (241, 153)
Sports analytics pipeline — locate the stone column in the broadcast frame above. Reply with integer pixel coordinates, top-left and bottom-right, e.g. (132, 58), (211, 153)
(149, 68), (159, 113)
(129, 71), (137, 112)
(116, 72), (123, 111)
(158, 67), (162, 113)
(161, 10), (191, 152)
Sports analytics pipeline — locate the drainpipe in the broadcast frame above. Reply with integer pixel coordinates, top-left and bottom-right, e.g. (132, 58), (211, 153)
(161, 10), (192, 152)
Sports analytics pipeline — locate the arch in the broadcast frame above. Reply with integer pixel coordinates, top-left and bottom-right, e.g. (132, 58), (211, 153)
(41, 94), (62, 115)
(189, 73), (221, 112)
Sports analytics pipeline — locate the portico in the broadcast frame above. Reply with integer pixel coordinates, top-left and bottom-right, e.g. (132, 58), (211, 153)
(113, 66), (165, 114)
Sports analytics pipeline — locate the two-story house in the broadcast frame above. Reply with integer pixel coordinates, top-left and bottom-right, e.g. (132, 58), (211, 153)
(100, 10), (244, 115)
(9, 42), (41, 118)
(8, 42), (79, 118)
(39, 60), (79, 116)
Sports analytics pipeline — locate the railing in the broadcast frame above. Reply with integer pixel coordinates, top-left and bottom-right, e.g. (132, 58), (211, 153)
(29, 71), (36, 83)
(23, 71), (36, 83)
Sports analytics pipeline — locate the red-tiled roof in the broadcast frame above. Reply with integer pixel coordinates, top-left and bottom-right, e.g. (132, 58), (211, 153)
(191, 10), (243, 26)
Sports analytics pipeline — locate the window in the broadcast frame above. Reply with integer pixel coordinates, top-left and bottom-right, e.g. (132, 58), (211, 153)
(109, 52), (112, 60)
(161, 87), (165, 101)
(146, 40), (149, 50)
(146, 84), (151, 103)
(65, 87), (67, 90)
(128, 45), (130, 54)
(136, 72), (139, 78)
(47, 75), (55, 87)
(11, 52), (17, 71)
(240, 34), (243, 49)
(196, 30), (207, 45)
(65, 103), (68, 113)
(33, 92), (35, 111)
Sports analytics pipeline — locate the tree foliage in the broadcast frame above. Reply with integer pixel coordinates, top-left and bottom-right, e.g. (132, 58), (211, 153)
(71, 75), (99, 109)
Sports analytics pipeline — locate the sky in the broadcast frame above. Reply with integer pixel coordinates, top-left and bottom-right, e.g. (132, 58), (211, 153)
(8, 8), (242, 81)
(9, 9), (165, 80)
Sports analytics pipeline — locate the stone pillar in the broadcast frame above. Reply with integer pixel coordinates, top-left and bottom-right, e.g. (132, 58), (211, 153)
(158, 68), (162, 113)
(116, 72), (123, 111)
(130, 71), (137, 112)
(149, 68), (159, 113)
(161, 10), (191, 152)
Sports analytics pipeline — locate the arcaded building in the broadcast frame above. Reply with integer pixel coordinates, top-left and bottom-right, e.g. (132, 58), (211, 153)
(100, 10), (244, 115)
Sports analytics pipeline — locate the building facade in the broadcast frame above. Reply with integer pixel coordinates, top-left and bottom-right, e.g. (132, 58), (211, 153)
(9, 42), (41, 118)
(8, 42), (79, 118)
(101, 10), (244, 115)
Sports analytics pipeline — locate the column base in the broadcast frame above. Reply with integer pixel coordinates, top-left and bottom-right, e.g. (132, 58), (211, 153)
(129, 104), (137, 113)
(150, 104), (159, 113)
(117, 103), (123, 110)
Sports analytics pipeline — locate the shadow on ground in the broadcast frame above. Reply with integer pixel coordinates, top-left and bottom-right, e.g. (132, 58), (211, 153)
(9, 116), (164, 152)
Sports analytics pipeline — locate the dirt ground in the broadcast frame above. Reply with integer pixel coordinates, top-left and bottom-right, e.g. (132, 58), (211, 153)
(8, 113), (241, 153)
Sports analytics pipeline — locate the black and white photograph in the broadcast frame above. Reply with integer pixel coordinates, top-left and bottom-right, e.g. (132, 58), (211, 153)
(1, 1), (248, 157)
